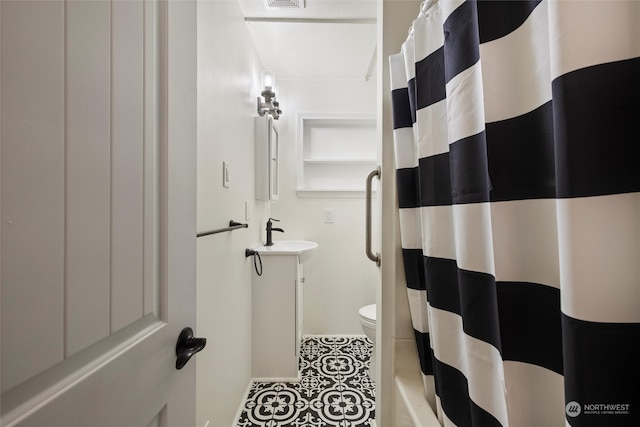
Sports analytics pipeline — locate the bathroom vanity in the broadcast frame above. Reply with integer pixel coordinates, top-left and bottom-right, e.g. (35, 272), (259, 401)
(251, 240), (317, 381)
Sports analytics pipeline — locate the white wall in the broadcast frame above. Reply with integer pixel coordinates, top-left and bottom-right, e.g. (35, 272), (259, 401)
(271, 79), (380, 335)
(377, 1), (424, 425)
(196, 1), (268, 426)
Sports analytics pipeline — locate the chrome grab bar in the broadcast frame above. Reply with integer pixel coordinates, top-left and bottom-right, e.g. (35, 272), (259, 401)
(365, 167), (381, 266)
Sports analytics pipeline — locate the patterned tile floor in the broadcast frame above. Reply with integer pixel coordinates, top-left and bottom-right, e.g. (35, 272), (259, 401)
(237, 336), (376, 427)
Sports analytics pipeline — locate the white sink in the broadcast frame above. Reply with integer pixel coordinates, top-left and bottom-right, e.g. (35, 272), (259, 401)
(255, 240), (319, 263)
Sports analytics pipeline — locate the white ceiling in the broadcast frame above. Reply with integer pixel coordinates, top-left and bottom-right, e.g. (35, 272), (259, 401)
(237, 0), (378, 81)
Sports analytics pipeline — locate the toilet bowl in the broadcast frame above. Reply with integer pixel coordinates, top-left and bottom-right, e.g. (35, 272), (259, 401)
(359, 304), (377, 380)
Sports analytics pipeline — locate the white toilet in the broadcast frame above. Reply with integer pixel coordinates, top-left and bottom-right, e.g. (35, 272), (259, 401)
(359, 304), (377, 380)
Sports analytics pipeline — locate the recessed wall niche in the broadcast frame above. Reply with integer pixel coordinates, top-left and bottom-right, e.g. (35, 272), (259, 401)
(297, 113), (376, 198)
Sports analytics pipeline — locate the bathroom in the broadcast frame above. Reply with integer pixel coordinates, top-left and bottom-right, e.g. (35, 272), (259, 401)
(1, 0), (638, 426)
(196, 1), (384, 425)
(197, 1), (640, 426)
(0, 0), (398, 425)
(197, 0), (640, 426)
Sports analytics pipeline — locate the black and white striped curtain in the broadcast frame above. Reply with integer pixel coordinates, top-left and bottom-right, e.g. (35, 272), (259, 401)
(390, 1), (639, 426)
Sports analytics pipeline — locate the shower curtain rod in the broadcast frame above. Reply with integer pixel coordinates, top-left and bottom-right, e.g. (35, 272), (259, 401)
(197, 220), (248, 238)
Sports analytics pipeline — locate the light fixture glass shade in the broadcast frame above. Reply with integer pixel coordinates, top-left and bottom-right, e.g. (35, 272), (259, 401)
(261, 70), (276, 91)
(257, 69), (281, 119)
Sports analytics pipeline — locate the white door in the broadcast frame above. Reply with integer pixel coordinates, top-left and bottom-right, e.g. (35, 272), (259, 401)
(0, 0), (198, 426)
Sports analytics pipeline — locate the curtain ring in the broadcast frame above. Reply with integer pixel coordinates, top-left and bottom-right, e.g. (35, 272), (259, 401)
(421, 0), (437, 15)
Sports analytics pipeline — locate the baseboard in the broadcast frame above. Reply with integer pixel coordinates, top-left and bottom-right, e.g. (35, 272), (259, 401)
(251, 374), (301, 383)
(303, 334), (367, 339)
(232, 379), (254, 427)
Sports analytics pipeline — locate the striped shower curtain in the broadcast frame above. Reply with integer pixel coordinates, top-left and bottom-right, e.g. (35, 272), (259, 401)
(389, 1), (639, 426)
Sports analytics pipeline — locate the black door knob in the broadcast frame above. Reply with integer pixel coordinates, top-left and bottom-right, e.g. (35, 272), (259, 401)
(175, 327), (206, 370)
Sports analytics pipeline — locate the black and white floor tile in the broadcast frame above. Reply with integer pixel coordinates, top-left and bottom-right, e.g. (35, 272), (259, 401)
(237, 336), (376, 427)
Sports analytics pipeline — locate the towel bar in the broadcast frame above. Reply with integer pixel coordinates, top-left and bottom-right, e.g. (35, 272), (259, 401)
(197, 220), (248, 238)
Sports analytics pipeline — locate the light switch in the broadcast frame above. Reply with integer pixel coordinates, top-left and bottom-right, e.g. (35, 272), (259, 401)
(324, 208), (335, 223)
(223, 161), (230, 188)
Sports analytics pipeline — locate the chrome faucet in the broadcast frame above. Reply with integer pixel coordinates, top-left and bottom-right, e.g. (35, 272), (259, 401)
(265, 218), (284, 246)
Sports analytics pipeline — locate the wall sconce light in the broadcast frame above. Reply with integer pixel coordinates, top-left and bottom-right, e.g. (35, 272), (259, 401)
(257, 70), (282, 120)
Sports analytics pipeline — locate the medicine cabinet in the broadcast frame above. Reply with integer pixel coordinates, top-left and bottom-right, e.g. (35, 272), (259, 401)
(297, 113), (376, 197)
(255, 115), (279, 201)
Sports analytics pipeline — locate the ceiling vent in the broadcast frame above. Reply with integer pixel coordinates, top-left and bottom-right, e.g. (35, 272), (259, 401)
(264, 0), (305, 9)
